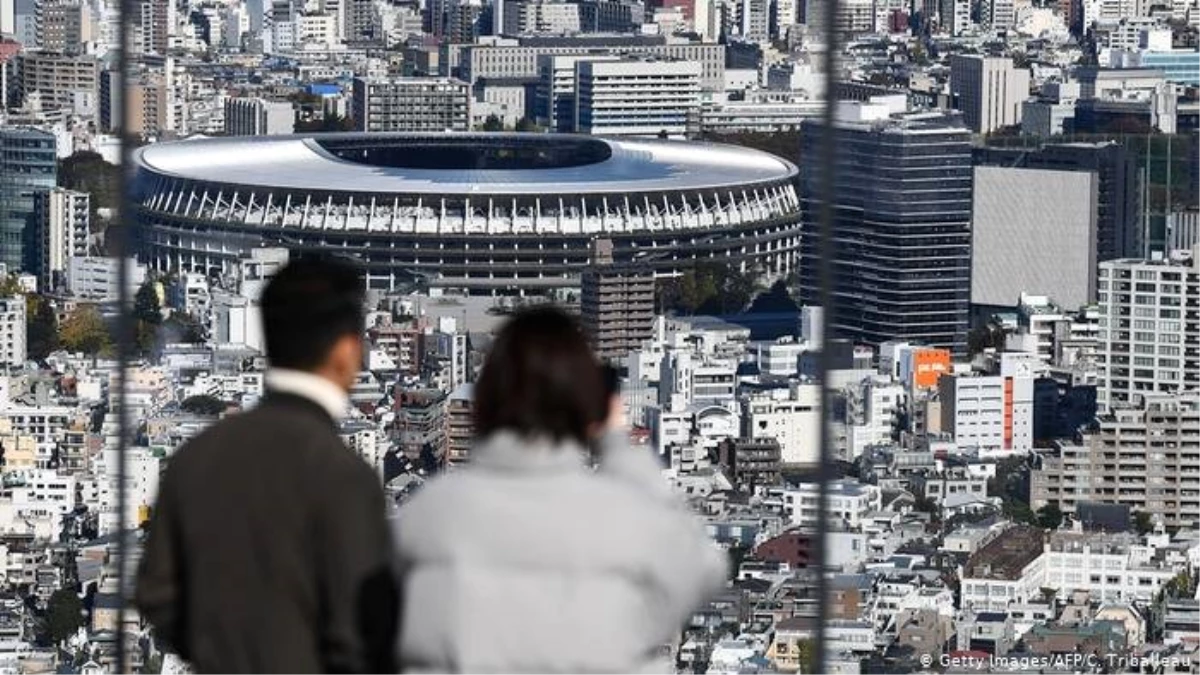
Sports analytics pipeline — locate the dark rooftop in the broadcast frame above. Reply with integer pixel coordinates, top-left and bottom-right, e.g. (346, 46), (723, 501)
(963, 525), (1046, 581)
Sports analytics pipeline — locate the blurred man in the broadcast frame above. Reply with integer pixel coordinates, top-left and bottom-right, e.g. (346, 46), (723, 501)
(137, 257), (396, 673)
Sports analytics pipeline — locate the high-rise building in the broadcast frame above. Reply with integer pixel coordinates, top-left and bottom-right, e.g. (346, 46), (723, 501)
(32, 187), (89, 292)
(535, 53), (619, 131)
(737, 0), (769, 42)
(503, 0), (580, 33)
(974, 142), (1140, 264)
(0, 296), (26, 367)
(136, 0), (169, 54)
(798, 99), (973, 356)
(0, 128), (56, 272)
(224, 97), (295, 136)
(345, 0), (381, 43)
(1031, 392), (1200, 529)
(16, 50), (99, 112)
(0, 0), (14, 37)
(581, 238), (656, 363)
(575, 58), (702, 136)
(35, 0), (92, 53)
(351, 77), (471, 132)
(949, 55), (1031, 134)
(970, 165), (1098, 310)
(1095, 248), (1200, 410)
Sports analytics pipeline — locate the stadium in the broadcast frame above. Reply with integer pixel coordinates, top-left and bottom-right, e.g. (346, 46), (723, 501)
(132, 132), (802, 293)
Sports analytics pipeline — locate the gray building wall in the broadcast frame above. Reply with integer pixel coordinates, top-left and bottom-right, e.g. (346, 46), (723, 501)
(971, 166), (1098, 310)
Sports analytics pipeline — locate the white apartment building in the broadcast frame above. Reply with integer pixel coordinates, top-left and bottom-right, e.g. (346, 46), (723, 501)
(948, 55), (1031, 134)
(756, 338), (807, 376)
(742, 383), (821, 465)
(938, 367), (1034, 457)
(659, 350), (737, 408)
(0, 298), (25, 369)
(33, 187), (90, 292)
(535, 54), (620, 131)
(223, 97), (295, 136)
(1042, 530), (1184, 603)
(778, 479), (882, 529)
(574, 58), (702, 137)
(1096, 249), (1199, 410)
(5, 470), (77, 538)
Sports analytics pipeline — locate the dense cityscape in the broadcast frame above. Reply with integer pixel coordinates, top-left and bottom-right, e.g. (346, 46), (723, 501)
(0, 0), (1198, 668)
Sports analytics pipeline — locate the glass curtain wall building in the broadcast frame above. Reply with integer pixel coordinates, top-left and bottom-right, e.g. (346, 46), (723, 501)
(798, 102), (974, 357)
(0, 128), (57, 272)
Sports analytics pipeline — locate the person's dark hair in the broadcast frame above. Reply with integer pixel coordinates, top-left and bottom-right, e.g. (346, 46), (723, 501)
(260, 256), (365, 371)
(473, 306), (607, 446)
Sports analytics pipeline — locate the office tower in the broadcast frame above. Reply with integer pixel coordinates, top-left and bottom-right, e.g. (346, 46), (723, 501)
(948, 55), (1031, 134)
(503, 0), (580, 33)
(32, 187), (89, 292)
(772, 0), (796, 37)
(980, 0), (1014, 28)
(971, 166), (1098, 310)
(578, 0), (644, 32)
(0, 296), (26, 367)
(575, 58), (701, 136)
(1095, 249), (1199, 410)
(352, 77), (471, 132)
(1031, 392), (1199, 529)
(224, 97), (295, 135)
(16, 51), (99, 112)
(581, 239), (656, 363)
(798, 100), (973, 356)
(974, 143), (1139, 264)
(0, 128), (56, 272)
(939, 0), (970, 33)
(345, 0), (380, 43)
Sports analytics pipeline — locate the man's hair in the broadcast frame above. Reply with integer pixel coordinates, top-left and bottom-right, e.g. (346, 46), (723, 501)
(473, 306), (606, 446)
(260, 256), (365, 371)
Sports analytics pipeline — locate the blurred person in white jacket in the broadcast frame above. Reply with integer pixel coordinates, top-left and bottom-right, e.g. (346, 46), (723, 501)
(392, 306), (728, 673)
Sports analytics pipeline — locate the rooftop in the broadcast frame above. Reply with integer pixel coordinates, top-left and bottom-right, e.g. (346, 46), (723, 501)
(963, 525), (1046, 581)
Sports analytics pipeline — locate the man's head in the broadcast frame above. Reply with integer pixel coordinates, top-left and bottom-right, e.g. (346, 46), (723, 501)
(260, 256), (365, 392)
(473, 305), (608, 447)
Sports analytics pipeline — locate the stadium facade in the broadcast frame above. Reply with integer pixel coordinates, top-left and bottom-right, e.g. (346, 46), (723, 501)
(131, 133), (802, 293)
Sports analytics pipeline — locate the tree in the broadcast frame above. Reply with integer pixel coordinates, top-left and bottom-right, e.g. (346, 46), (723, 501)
(514, 117), (542, 132)
(180, 394), (227, 416)
(1037, 503), (1064, 530)
(796, 639), (818, 674)
(1133, 510), (1154, 535)
(26, 295), (58, 360)
(134, 280), (162, 325)
(162, 313), (205, 343)
(480, 115), (504, 132)
(58, 152), (121, 225)
(42, 589), (83, 645)
(58, 305), (111, 355)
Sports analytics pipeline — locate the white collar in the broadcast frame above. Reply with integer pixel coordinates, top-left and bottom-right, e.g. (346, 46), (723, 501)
(264, 368), (349, 421)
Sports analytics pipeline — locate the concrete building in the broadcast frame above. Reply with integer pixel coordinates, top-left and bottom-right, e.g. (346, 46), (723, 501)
(351, 76), (471, 132)
(971, 166), (1098, 310)
(574, 58), (702, 137)
(949, 55), (1031, 134)
(66, 257), (147, 302)
(741, 383), (821, 465)
(0, 128), (56, 273)
(36, 0), (93, 53)
(223, 97), (295, 136)
(938, 367), (1035, 458)
(798, 99), (973, 356)
(32, 187), (89, 292)
(1095, 249), (1200, 410)
(0, 297), (25, 368)
(503, 0), (580, 34)
(1073, 67), (1177, 134)
(16, 50), (98, 112)
(581, 239), (655, 363)
(1043, 530), (1181, 603)
(1031, 393), (1200, 529)
(974, 143), (1140, 264)
(960, 525), (1048, 612)
(535, 53), (619, 132)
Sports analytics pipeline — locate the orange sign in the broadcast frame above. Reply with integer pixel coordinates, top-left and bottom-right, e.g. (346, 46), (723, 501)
(911, 349), (951, 389)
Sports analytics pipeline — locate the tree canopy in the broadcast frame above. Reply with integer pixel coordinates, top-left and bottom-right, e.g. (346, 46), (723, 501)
(180, 394), (227, 416)
(58, 152), (120, 225)
(41, 589), (84, 645)
(59, 305), (112, 355)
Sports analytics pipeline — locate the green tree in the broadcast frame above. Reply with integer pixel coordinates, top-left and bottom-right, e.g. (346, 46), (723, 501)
(59, 305), (112, 355)
(514, 117), (543, 132)
(42, 589), (83, 645)
(133, 280), (163, 355)
(26, 295), (59, 360)
(163, 313), (205, 343)
(480, 115), (504, 132)
(796, 639), (818, 674)
(58, 151), (121, 224)
(1037, 503), (1064, 530)
(1133, 510), (1154, 535)
(0, 275), (22, 296)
